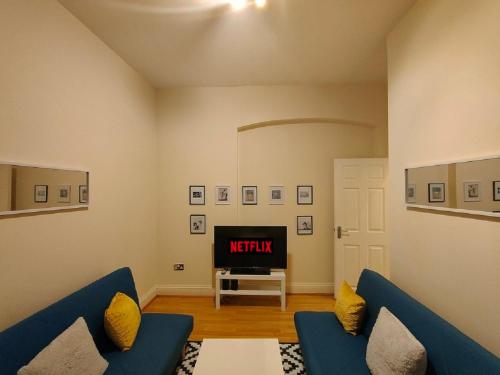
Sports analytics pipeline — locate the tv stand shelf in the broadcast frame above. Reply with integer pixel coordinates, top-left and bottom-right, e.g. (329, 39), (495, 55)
(215, 270), (286, 311)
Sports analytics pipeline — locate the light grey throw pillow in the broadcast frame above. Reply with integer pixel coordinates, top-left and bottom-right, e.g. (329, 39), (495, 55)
(18, 317), (108, 375)
(366, 307), (427, 375)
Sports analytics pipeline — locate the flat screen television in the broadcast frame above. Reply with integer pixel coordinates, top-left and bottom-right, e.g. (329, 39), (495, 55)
(214, 226), (287, 272)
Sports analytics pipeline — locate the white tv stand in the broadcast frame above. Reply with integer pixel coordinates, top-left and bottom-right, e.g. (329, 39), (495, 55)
(215, 270), (286, 311)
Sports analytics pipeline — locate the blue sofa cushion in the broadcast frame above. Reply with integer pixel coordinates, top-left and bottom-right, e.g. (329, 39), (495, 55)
(294, 311), (370, 375)
(356, 269), (500, 375)
(103, 313), (193, 375)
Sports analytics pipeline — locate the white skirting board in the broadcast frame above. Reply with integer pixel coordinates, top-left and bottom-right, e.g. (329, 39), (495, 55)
(139, 282), (334, 304)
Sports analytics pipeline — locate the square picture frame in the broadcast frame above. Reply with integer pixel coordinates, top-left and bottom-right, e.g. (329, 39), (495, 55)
(190, 214), (206, 234)
(79, 185), (88, 204)
(242, 186), (257, 205)
(428, 183), (445, 203)
(34, 185), (48, 203)
(297, 216), (313, 235)
(215, 186), (231, 205)
(297, 185), (313, 205)
(463, 181), (481, 202)
(493, 181), (500, 201)
(57, 185), (71, 203)
(269, 186), (284, 205)
(189, 185), (205, 205)
(406, 183), (416, 203)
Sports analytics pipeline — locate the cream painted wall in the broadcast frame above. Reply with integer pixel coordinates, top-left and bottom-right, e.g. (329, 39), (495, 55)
(0, 1), (159, 330)
(388, 0), (500, 355)
(156, 85), (387, 291)
(239, 123), (377, 289)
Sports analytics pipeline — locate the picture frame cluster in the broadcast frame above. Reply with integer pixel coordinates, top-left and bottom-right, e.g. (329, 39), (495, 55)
(406, 181), (500, 204)
(33, 184), (88, 204)
(188, 184), (315, 235)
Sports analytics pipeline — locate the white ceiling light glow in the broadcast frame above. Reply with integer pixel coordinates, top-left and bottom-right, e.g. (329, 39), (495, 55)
(230, 0), (247, 11)
(228, 0), (266, 11)
(255, 0), (266, 8)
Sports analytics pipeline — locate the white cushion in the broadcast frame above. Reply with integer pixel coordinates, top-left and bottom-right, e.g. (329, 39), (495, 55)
(18, 317), (108, 375)
(366, 307), (427, 375)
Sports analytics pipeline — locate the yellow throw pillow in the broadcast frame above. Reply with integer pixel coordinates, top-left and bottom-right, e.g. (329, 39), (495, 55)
(104, 292), (141, 351)
(334, 281), (366, 335)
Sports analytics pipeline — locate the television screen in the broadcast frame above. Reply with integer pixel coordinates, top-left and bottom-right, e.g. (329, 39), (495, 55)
(214, 226), (287, 269)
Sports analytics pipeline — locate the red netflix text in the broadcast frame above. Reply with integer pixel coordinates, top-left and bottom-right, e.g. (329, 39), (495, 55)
(230, 240), (272, 253)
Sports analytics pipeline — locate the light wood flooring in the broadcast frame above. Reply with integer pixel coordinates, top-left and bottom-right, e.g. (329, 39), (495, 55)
(143, 294), (335, 343)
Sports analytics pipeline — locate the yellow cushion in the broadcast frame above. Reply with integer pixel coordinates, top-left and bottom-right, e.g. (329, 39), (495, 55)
(334, 281), (366, 335)
(104, 292), (141, 351)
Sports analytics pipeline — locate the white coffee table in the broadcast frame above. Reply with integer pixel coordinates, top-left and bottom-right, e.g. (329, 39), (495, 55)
(192, 339), (284, 375)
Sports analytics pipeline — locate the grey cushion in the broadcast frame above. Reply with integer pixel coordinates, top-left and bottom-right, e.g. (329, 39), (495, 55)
(366, 307), (427, 375)
(18, 317), (108, 375)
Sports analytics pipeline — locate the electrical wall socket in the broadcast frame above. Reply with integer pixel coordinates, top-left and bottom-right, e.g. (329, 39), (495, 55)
(173, 263), (184, 271)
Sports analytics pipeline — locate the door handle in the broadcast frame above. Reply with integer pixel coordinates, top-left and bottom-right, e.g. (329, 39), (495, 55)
(336, 226), (349, 239)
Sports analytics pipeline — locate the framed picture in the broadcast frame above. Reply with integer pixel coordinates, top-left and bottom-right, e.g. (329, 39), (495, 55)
(242, 186), (257, 205)
(463, 181), (481, 202)
(34, 185), (48, 203)
(297, 185), (313, 205)
(189, 185), (205, 205)
(190, 214), (206, 234)
(269, 186), (284, 205)
(215, 186), (231, 205)
(79, 185), (88, 204)
(493, 181), (500, 201)
(57, 185), (71, 203)
(428, 183), (445, 203)
(406, 183), (416, 203)
(297, 216), (313, 235)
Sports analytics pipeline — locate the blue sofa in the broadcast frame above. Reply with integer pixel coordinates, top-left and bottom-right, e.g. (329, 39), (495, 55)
(295, 269), (500, 375)
(0, 267), (193, 375)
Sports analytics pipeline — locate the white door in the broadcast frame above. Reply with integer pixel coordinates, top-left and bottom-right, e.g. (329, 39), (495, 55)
(333, 158), (389, 295)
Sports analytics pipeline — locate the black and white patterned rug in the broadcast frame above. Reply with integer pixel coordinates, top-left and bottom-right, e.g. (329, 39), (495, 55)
(176, 341), (307, 375)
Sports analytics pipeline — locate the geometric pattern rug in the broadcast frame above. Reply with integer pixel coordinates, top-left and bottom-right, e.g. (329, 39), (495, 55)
(176, 341), (307, 375)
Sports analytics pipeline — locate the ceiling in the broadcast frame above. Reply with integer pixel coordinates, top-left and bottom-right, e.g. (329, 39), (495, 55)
(60, 0), (416, 88)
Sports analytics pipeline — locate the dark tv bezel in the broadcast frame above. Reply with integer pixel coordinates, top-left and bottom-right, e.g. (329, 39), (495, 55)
(214, 226), (287, 269)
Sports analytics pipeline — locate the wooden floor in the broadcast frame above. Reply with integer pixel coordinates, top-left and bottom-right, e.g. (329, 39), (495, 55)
(143, 294), (335, 343)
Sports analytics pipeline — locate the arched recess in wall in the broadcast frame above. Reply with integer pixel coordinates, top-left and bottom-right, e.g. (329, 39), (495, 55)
(235, 117), (380, 288)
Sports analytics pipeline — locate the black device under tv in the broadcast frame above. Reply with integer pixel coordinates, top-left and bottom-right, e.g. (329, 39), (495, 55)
(214, 226), (287, 275)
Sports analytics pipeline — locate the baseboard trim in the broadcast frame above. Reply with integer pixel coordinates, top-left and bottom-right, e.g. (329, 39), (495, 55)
(139, 285), (157, 308)
(156, 284), (215, 296)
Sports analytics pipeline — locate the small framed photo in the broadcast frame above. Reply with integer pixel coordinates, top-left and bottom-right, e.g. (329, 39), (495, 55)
(34, 185), (48, 203)
(463, 181), (481, 202)
(57, 185), (71, 203)
(242, 186), (257, 205)
(406, 183), (416, 203)
(189, 185), (205, 205)
(428, 183), (445, 203)
(269, 186), (284, 205)
(493, 181), (500, 201)
(190, 214), (206, 234)
(79, 185), (88, 204)
(215, 186), (231, 205)
(297, 216), (313, 235)
(297, 185), (313, 205)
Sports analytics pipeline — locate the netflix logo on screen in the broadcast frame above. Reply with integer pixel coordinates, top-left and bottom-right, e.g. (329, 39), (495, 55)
(229, 239), (273, 254)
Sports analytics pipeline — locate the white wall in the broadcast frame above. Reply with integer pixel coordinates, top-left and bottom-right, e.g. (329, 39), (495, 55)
(156, 85), (387, 292)
(388, 0), (500, 355)
(0, 0), (159, 329)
